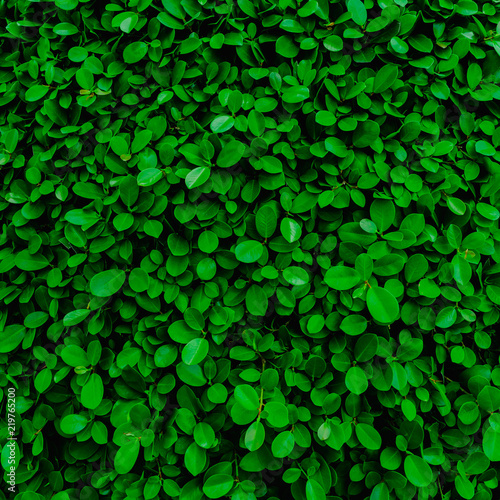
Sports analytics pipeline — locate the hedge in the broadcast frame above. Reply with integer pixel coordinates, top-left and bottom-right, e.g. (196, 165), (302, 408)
(1, 0), (500, 499)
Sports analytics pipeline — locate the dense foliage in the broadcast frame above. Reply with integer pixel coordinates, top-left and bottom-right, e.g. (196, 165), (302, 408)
(2, 0), (500, 499)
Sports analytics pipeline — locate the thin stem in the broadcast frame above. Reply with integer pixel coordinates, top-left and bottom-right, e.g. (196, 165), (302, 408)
(257, 387), (264, 420)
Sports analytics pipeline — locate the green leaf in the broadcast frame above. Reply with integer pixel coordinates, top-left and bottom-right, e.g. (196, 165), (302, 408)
(458, 402), (479, 425)
(53, 22), (79, 35)
(158, 11), (185, 29)
(60, 414), (88, 435)
(354, 334), (378, 362)
(144, 220), (163, 238)
(123, 41), (148, 64)
(207, 383), (227, 404)
(402, 399), (417, 421)
(276, 36), (300, 58)
(373, 64), (399, 93)
(455, 475), (474, 500)
(198, 258), (216, 282)
(3, 129), (18, 153)
(117, 13), (139, 33)
(282, 86), (309, 103)
(177, 362), (208, 387)
(307, 315), (325, 335)
(484, 427), (500, 461)
(430, 80), (450, 100)
(264, 401), (289, 427)
(203, 474), (234, 499)
(456, 0), (478, 15)
(198, 231), (219, 254)
(137, 168), (163, 186)
(272, 431), (295, 458)
(355, 423), (382, 450)
(373, 254), (405, 276)
(113, 212), (134, 231)
(110, 136), (129, 156)
(390, 36), (409, 53)
(55, 0), (78, 9)
(353, 120), (380, 148)
(246, 285), (268, 316)
(15, 250), (49, 271)
(453, 255), (472, 286)
(305, 479), (326, 500)
(63, 309), (91, 327)
(325, 137), (348, 157)
(280, 218), (302, 243)
(194, 422), (215, 449)
(323, 35), (343, 52)
(347, 0), (367, 25)
(435, 306), (457, 328)
(131, 129), (153, 154)
(324, 266), (361, 290)
(370, 199), (395, 232)
(186, 167), (210, 189)
(405, 254), (428, 282)
(360, 219), (377, 234)
(234, 384), (259, 410)
(68, 46), (88, 61)
(24, 311), (49, 329)
(34, 368), (52, 393)
(256, 206), (277, 238)
(179, 38), (202, 54)
(476, 140), (496, 156)
(355, 254), (373, 281)
(61, 345), (89, 367)
(245, 421), (265, 451)
(154, 345), (178, 368)
(184, 442), (207, 475)
(1, 441), (20, 471)
(477, 202), (500, 220)
(408, 33), (434, 52)
(0, 325), (26, 353)
(81, 373), (104, 410)
(464, 452), (490, 475)
(404, 455), (434, 487)
(366, 287), (399, 323)
(283, 266), (309, 286)
(25, 85), (50, 102)
(235, 240), (264, 263)
(119, 176), (139, 207)
(446, 224), (462, 249)
(396, 339), (423, 362)
(184, 308), (205, 331)
(248, 110), (266, 136)
(129, 268), (150, 293)
(211, 116), (235, 133)
(217, 140), (245, 168)
(90, 269), (126, 297)
(345, 366), (368, 395)
(315, 110), (336, 126)
(64, 209), (99, 226)
(162, 0), (186, 18)
(467, 62), (482, 89)
(380, 447), (402, 470)
(181, 338), (209, 365)
(114, 439), (140, 474)
(477, 386), (500, 412)
(76, 68), (94, 89)
(168, 234), (190, 256)
(340, 314), (367, 336)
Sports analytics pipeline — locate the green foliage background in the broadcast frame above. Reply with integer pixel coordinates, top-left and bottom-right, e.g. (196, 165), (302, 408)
(1, 0), (500, 499)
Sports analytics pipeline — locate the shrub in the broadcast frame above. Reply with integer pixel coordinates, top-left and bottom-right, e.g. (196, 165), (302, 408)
(1, 1), (500, 500)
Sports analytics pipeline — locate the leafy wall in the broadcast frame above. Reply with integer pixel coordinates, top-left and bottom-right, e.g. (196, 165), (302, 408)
(1, 0), (500, 499)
